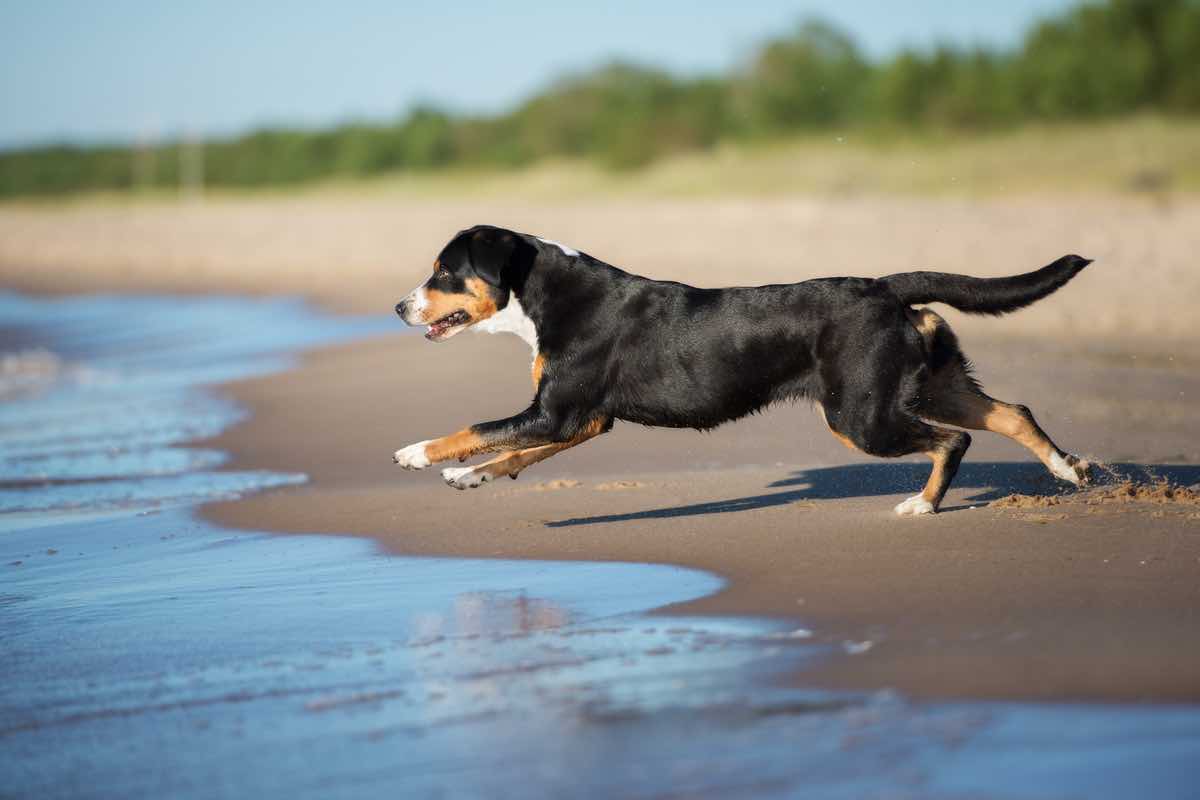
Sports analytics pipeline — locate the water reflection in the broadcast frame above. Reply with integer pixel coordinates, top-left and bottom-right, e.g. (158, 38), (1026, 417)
(412, 591), (572, 643)
(0, 508), (788, 796)
(7, 509), (1196, 799)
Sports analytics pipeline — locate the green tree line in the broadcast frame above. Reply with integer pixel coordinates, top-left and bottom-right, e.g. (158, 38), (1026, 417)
(2, 0), (1198, 197)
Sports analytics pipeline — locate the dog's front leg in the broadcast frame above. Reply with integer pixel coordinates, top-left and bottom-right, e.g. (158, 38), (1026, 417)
(441, 416), (611, 489)
(392, 428), (489, 470)
(393, 405), (563, 471)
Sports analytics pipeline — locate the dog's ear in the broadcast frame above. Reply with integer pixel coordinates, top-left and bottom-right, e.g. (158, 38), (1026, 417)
(467, 228), (518, 288)
(467, 228), (536, 290)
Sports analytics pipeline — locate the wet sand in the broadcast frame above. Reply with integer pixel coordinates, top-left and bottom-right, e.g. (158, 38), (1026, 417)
(12, 510), (1199, 798)
(206, 330), (1200, 702)
(5, 191), (1199, 703)
(1, 291), (834, 798)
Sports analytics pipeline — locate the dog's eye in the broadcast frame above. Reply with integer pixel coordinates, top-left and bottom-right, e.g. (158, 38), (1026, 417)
(436, 268), (450, 279)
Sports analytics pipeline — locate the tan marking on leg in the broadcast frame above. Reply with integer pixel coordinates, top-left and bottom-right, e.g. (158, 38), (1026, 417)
(920, 444), (952, 505)
(452, 417), (609, 486)
(908, 314), (1089, 486)
(473, 442), (574, 482)
(423, 428), (488, 464)
(531, 353), (546, 391)
(912, 337), (1088, 483)
(896, 453), (948, 516)
(973, 399), (1091, 484)
(923, 388), (1090, 485)
(899, 428), (967, 515)
(954, 396), (1057, 464)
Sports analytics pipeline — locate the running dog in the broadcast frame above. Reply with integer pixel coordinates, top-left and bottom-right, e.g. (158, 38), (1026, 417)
(393, 225), (1092, 515)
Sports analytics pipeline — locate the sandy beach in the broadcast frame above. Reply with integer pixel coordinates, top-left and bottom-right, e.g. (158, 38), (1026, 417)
(203, 327), (1200, 702)
(5, 191), (1200, 706)
(4, 191), (1200, 347)
(9, 0), (1200, 789)
(4, 190), (1200, 798)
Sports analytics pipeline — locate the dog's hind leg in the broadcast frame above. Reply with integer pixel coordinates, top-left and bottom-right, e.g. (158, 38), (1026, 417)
(820, 315), (972, 515)
(892, 426), (973, 515)
(922, 387), (1090, 486)
(441, 417), (610, 490)
(824, 399), (972, 515)
(830, 409), (972, 515)
(907, 309), (1091, 486)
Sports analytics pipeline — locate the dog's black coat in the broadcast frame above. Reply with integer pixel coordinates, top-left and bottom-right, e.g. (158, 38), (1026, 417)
(401, 225), (1089, 469)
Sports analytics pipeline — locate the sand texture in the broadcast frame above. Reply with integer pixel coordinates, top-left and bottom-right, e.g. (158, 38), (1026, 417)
(4, 191), (1198, 701)
(204, 331), (1200, 701)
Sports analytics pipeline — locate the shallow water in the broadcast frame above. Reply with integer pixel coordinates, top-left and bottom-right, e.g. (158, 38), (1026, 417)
(0, 292), (392, 523)
(2, 292), (1198, 799)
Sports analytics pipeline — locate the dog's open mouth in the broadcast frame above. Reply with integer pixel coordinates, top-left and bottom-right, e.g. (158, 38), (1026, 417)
(426, 310), (471, 341)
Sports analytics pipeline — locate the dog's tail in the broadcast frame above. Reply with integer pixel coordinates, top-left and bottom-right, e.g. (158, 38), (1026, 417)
(879, 254), (1091, 316)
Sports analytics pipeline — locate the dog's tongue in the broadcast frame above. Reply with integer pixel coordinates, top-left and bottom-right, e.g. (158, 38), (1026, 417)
(427, 316), (458, 339)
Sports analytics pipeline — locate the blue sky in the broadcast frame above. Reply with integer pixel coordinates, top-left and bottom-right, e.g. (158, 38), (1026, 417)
(0, 0), (1078, 149)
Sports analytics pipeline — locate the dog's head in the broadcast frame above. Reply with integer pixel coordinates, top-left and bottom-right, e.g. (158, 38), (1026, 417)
(395, 226), (534, 341)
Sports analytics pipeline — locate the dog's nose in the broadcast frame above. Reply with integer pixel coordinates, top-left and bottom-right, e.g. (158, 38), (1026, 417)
(395, 300), (407, 318)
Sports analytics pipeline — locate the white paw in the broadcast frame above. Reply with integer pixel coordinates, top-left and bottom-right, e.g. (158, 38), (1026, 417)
(393, 441), (432, 470)
(894, 494), (936, 516)
(1049, 452), (1091, 486)
(442, 466), (492, 490)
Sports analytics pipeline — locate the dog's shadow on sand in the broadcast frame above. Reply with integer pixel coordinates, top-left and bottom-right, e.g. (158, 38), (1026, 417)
(544, 462), (1200, 528)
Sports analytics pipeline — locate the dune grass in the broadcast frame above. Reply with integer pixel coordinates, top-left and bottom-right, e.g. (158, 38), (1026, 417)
(306, 115), (1200, 201)
(7, 116), (1198, 208)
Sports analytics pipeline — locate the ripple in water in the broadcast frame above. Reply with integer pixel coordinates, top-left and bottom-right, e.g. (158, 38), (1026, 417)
(0, 292), (391, 525)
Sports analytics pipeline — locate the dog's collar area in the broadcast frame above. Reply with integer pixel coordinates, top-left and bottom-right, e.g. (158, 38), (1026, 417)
(536, 237), (579, 258)
(472, 294), (539, 354)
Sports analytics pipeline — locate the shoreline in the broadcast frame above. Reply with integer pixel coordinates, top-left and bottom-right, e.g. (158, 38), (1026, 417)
(202, 330), (1200, 702)
(4, 190), (1198, 703)
(7, 288), (1200, 799)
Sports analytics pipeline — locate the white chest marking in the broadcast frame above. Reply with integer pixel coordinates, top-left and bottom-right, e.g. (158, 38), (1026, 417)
(536, 237), (579, 257)
(473, 294), (539, 357)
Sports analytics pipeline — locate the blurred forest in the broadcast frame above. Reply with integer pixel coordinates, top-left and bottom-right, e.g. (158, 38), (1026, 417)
(2, 0), (1198, 197)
